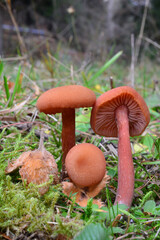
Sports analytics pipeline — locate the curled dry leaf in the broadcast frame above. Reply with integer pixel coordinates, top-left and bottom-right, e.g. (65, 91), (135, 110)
(5, 147), (59, 195)
(62, 171), (110, 208)
(87, 173), (111, 198)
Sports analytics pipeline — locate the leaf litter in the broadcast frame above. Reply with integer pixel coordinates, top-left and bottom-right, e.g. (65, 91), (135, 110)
(5, 131), (59, 195)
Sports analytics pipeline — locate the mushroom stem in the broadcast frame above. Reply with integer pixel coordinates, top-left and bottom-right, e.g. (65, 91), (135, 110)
(62, 109), (75, 177)
(114, 105), (134, 208)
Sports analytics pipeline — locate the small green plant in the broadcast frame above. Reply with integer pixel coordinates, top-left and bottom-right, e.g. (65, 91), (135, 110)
(0, 61), (3, 77)
(3, 75), (10, 100)
(8, 66), (21, 107)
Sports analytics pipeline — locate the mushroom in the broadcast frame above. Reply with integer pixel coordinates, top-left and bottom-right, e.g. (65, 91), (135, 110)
(63, 143), (110, 207)
(90, 86), (150, 208)
(65, 143), (106, 187)
(36, 85), (96, 178)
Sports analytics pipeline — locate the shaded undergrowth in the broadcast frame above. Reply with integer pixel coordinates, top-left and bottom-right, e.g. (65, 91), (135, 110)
(0, 51), (159, 239)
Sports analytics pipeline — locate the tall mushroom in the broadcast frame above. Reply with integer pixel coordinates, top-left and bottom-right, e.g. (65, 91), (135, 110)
(36, 85), (96, 178)
(90, 86), (150, 208)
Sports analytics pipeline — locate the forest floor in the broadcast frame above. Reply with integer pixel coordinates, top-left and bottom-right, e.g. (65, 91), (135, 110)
(0, 46), (160, 240)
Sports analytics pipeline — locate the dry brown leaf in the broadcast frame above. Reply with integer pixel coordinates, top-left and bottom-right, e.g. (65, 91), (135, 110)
(62, 181), (88, 207)
(5, 141), (59, 195)
(5, 151), (32, 173)
(62, 172), (110, 207)
(0, 96), (30, 114)
(87, 172), (111, 198)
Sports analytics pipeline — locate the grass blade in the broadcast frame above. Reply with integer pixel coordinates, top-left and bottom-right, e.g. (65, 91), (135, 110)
(3, 75), (10, 100)
(89, 51), (123, 83)
(8, 66), (21, 107)
(0, 61), (3, 77)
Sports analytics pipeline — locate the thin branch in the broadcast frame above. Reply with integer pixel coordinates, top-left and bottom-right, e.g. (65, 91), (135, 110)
(135, 0), (150, 63)
(130, 34), (135, 88)
(5, 0), (27, 55)
(143, 36), (160, 50)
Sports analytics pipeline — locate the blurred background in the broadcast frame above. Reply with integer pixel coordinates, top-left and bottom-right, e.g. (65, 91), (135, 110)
(1, 0), (160, 63)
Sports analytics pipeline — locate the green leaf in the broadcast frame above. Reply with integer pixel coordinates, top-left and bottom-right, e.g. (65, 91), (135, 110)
(0, 61), (3, 77)
(74, 223), (112, 240)
(149, 109), (160, 118)
(111, 227), (124, 234)
(89, 51), (122, 83)
(8, 66), (21, 107)
(143, 200), (156, 214)
(107, 168), (117, 178)
(143, 134), (154, 152)
(3, 75), (10, 100)
(105, 204), (128, 221)
(76, 110), (91, 133)
(155, 205), (160, 215)
(142, 161), (160, 165)
(154, 138), (160, 159)
(145, 93), (160, 108)
(81, 72), (89, 87)
(93, 204), (128, 222)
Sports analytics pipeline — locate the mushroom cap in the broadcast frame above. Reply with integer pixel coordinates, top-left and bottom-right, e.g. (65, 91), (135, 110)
(91, 86), (150, 137)
(65, 143), (106, 187)
(36, 85), (96, 114)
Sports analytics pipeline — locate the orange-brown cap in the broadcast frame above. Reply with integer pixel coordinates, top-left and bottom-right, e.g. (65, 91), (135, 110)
(65, 143), (106, 187)
(36, 85), (96, 114)
(91, 86), (150, 137)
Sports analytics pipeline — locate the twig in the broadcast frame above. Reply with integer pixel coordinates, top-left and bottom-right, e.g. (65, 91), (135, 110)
(0, 56), (27, 62)
(5, 0), (27, 55)
(116, 232), (144, 240)
(47, 52), (70, 71)
(38, 129), (45, 151)
(0, 96), (30, 114)
(143, 36), (160, 50)
(153, 227), (160, 240)
(135, 0), (150, 63)
(109, 76), (114, 89)
(130, 34), (135, 88)
(70, 65), (75, 84)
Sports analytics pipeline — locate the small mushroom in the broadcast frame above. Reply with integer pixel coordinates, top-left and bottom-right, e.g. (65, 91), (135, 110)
(65, 143), (106, 187)
(36, 85), (96, 178)
(63, 143), (110, 207)
(90, 86), (150, 208)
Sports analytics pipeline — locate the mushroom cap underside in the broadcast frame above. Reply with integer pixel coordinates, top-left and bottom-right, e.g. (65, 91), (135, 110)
(91, 86), (150, 137)
(65, 143), (106, 187)
(36, 85), (96, 114)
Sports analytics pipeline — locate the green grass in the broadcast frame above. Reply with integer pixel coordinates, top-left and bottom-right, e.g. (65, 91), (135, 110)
(0, 50), (159, 240)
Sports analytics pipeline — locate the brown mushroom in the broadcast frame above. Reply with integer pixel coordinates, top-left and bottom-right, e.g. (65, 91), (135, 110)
(90, 86), (150, 208)
(65, 143), (106, 187)
(36, 85), (96, 178)
(63, 143), (110, 207)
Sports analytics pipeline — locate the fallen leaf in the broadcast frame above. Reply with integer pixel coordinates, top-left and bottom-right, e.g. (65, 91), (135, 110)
(5, 134), (59, 195)
(62, 171), (110, 207)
